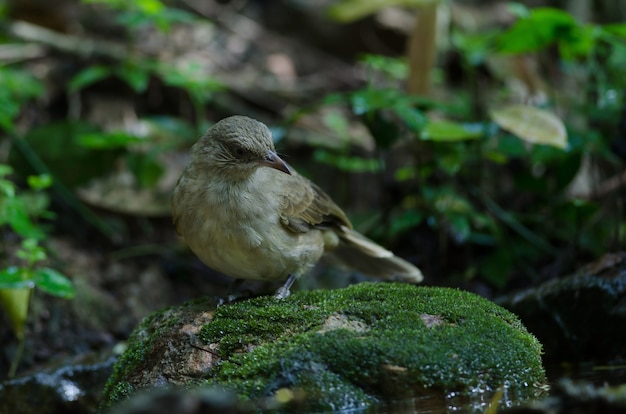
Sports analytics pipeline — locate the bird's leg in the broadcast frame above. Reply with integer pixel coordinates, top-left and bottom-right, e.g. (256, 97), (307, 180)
(274, 274), (297, 299)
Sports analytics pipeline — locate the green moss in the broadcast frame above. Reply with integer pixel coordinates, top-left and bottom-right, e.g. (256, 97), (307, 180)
(198, 283), (545, 411)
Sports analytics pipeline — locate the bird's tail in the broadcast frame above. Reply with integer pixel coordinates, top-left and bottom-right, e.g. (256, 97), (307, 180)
(332, 226), (423, 283)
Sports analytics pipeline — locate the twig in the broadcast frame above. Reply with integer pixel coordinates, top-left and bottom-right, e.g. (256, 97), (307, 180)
(1, 20), (129, 60)
(0, 44), (47, 64)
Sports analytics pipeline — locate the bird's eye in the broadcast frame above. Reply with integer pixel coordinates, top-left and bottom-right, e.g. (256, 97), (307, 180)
(234, 147), (245, 156)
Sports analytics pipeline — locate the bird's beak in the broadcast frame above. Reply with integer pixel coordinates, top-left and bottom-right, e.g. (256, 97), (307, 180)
(262, 150), (292, 175)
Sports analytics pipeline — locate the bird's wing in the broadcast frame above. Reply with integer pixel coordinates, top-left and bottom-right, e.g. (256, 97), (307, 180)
(279, 175), (352, 233)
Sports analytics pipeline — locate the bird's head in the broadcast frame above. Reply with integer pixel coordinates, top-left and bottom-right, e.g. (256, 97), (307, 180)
(191, 115), (292, 179)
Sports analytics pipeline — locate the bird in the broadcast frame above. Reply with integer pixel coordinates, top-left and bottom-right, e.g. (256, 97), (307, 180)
(171, 115), (423, 299)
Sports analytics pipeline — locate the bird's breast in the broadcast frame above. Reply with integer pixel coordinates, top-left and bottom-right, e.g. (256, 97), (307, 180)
(175, 170), (324, 281)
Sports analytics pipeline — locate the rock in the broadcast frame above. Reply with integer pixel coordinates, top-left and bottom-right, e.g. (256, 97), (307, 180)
(101, 282), (546, 412)
(496, 252), (626, 364)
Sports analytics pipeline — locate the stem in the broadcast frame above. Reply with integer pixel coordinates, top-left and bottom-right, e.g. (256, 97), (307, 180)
(8, 331), (26, 378)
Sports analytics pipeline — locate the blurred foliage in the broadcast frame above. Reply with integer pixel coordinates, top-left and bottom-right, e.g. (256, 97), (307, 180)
(82, 0), (197, 31)
(317, 4), (626, 288)
(0, 0), (624, 292)
(0, 165), (75, 377)
(1, 0), (222, 238)
(0, 68), (44, 132)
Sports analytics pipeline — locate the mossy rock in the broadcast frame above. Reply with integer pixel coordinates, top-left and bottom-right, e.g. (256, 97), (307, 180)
(497, 252), (626, 364)
(101, 283), (546, 412)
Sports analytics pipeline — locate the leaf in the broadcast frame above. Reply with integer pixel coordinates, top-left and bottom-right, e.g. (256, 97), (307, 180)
(393, 104), (427, 132)
(0, 67), (44, 131)
(9, 120), (122, 188)
(77, 131), (143, 149)
(27, 174), (53, 190)
(389, 210), (424, 235)
(491, 105), (567, 149)
(157, 62), (224, 101)
(0, 267), (35, 289)
(313, 149), (383, 173)
(497, 8), (578, 54)
(33, 268), (75, 299)
(0, 67), (45, 100)
(360, 54), (408, 80)
(422, 119), (482, 141)
(17, 238), (47, 265)
(448, 215), (471, 243)
(69, 66), (112, 92)
(0, 287), (31, 339)
(116, 64), (150, 93)
(1, 197), (45, 240)
(322, 112), (351, 138)
(0, 164), (14, 177)
(125, 152), (165, 188)
(603, 23), (626, 38)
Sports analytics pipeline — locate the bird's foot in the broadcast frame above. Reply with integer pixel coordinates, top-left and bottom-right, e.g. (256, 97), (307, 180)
(273, 274), (297, 299)
(273, 286), (291, 299)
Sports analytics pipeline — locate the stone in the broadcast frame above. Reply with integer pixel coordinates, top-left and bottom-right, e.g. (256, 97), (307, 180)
(101, 282), (546, 412)
(497, 252), (626, 363)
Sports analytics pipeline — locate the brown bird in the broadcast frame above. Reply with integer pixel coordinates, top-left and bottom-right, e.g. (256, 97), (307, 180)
(171, 116), (423, 298)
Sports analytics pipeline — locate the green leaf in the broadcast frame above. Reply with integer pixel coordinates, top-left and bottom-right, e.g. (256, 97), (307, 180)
(157, 62), (224, 102)
(0, 68), (44, 131)
(0, 179), (15, 198)
(394, 104), (427, 132)
(69, 66), (113, 92)
(389, 210), (424, 236)
(116, 64), (150, 93)
(448, 215), (471, 243)
(33, 268), (75, 299)
(125, 152), (165, 188)
(322, 112), (351, 138)
(8, 121), (122, 188)
(422, 119), (482, 141)
(76, 131), (143, 149)
(0, 267), (34, 289)
(0, 67), (45, 100)
(27, 174), (53, 190)
(0, 164), (14, 177)
(451, 30), (498, 66)
(498, 8), (579, 54)
(17, 238), (47, 265)
(437, 152), (464, 175)
(313, 149), (383, 172)
(360, 54), (408, 80)
(19, 192), (53, 220)
(1, 198), (45, 239)
(603, 23), (626, 38)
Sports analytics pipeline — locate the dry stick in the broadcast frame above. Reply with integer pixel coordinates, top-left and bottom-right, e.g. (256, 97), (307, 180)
(406, 3), (438, 96)
(0, 44), (47, 64)
(2, 20), (130, 60)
